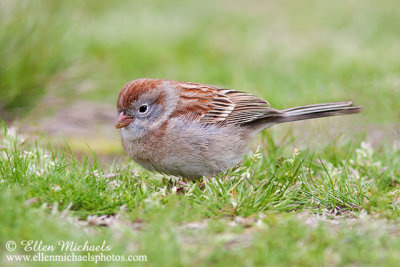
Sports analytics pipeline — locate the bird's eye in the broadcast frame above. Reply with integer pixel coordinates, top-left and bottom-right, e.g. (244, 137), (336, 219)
(138, 104), (148, 113)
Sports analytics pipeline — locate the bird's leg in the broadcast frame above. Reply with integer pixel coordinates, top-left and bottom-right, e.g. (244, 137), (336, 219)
(231, 161), (244, 171)
(197, 179), (205, 190)
(176, 177), (191, 194)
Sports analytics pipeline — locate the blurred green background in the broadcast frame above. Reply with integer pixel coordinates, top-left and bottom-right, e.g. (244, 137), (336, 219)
(1, 0), (399, 123)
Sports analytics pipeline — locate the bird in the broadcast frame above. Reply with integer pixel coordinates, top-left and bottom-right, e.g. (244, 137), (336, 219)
(116, 78), (361, 180)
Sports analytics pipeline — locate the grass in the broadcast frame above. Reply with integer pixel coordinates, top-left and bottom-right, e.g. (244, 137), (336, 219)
(1, 0), (400, 266)
(0, 0), (78, 120)
(2, 0), (400, 121)
(1, 122), (400, 266)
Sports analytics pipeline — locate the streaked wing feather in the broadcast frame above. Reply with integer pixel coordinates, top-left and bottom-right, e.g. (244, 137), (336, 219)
(176, 82), (278, 125)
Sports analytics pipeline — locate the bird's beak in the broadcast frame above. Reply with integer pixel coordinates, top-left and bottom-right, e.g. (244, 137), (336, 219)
(115, 112), (134, 129)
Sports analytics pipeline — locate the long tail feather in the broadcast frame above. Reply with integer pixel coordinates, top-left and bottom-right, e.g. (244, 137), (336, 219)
(277, 101), (362, 123)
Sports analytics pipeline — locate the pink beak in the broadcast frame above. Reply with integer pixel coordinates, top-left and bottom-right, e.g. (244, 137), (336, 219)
(115, 112), (134, 129)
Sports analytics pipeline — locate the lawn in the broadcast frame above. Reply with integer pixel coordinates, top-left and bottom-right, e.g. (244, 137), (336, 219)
(1, 0), (400, 266)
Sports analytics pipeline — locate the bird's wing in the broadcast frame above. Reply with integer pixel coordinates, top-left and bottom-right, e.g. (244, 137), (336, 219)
(173, 82), (281, 125)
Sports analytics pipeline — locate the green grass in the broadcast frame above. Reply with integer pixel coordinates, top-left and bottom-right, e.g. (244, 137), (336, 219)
(1, 0), (400, 266)
(0, 0), (78, 120)
(77, 0), (400, 122)
(1, 122), (400, 266)
(2, 0), (400, 122)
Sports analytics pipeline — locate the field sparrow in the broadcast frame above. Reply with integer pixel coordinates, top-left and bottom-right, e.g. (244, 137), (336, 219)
(116, 78), (361, 179)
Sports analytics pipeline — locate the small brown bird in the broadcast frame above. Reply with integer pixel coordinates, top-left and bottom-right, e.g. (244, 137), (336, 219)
(116, 78), (361, 180)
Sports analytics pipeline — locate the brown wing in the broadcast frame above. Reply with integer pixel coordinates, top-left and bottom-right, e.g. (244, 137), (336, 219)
(173, 82), (282, 125)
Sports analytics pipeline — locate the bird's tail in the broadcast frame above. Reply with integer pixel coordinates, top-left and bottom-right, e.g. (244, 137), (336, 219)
(276, 101), (362, 123)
